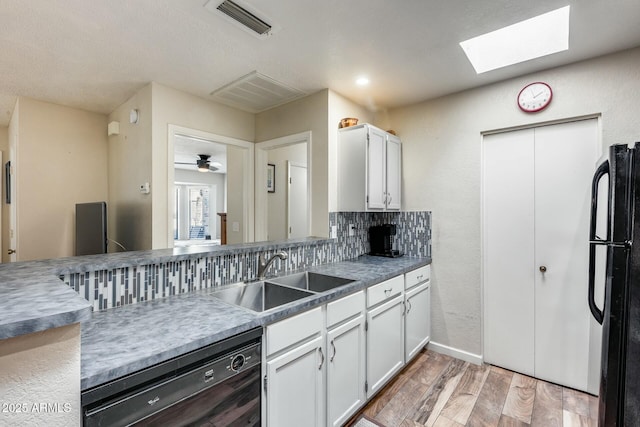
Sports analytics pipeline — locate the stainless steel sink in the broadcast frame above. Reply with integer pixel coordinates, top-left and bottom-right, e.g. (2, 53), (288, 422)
(210, 281), (314, 312)
(269, 272), (355, 293)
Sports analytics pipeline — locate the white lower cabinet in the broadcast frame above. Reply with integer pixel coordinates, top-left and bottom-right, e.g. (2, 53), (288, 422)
(405, 265), (431, 362)
(263, 267), (431, 426)
(366, 275), (405, 398)
(266, 336), (325, 427)
(264, 307), (325, 427)
(326, 291), (366, 427)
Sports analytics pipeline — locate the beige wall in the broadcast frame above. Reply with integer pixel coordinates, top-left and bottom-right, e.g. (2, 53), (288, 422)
(0, 126), (7, 262)
(0, 324), (81, 426)
(15, 97), (108, 261)
(327, 90), (376, 212)
(151, 82), (255, 249)
(108, 84), (153, 252)
(256, 90), (329, 237)
(387, 47), (640, 357)
(267, 143), (308, 240)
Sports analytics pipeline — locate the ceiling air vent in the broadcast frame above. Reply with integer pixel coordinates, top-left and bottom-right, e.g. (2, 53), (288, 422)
(207, 0), (272, 36)
(210, 71), (306, 113)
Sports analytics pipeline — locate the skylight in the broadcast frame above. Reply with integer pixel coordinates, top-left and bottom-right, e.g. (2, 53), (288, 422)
(460, 6), (570, 74)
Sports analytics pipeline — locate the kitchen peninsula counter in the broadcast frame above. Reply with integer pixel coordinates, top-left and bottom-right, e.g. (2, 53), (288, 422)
(80, 255), (430, 390)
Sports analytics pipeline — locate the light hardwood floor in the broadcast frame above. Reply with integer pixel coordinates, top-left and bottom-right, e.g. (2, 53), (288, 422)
(347, 349), (598, 427)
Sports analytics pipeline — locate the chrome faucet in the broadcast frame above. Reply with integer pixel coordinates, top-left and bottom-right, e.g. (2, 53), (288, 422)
(257, 251), (288, 280)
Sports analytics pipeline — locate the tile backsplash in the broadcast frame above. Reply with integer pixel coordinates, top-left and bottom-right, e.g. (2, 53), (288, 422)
(329, 211), (432, 260)
(63, 211), (431, 311)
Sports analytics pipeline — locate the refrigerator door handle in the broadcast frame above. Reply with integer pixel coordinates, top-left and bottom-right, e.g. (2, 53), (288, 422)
(588, 160), (609, 325)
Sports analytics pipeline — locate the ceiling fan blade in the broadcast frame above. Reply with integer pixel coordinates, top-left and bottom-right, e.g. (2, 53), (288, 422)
(174, 162), (194, 165)
(208, 166), (219, 172)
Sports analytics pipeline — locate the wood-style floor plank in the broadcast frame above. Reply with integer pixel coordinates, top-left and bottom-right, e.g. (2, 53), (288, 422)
(349, 349), (599, 427)
(439, 363), (491, 425)
(501, 373), (537, 424)
(407, 359), (468, 426)
(562, 410), (595, 427)
(466, 368), (513, 427)
(530, 380), (563, 427)
(562, 388), (590, 418)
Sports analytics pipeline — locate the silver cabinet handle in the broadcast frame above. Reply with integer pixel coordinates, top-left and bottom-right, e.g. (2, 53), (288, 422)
(384, 288), (393, 294)
(330, 340), (336, 362)
(407, 299), (412, 314)
(540, 265), (547, 273)
(318, 347), (324, 370)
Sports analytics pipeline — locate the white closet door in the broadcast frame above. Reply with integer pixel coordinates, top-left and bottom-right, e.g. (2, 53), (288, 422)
(533, 119), (599, 392)
(483, 128), (536, 376)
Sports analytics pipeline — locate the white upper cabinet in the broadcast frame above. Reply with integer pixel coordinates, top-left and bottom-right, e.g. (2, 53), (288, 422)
(338, 124), (402, 211)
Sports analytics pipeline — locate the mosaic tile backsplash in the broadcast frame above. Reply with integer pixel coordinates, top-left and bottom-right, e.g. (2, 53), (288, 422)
(63, 211), (430, 311)
(329, 211), (432, 260)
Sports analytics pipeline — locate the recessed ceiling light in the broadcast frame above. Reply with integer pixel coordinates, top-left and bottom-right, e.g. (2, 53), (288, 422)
(356, 76), (370, 86)
(460, 6), (570, 74)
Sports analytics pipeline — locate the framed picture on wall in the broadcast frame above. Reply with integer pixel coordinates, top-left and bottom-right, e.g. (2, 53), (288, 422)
(5, 161), (10, 204)
(267, 163), (275, 193)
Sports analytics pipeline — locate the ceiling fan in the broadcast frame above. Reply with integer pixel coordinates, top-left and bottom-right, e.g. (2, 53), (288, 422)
(175, 154), (219, 173)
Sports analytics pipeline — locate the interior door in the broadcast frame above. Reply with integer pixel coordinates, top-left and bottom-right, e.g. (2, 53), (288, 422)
(533, 119), (600, 393)
(483, 118), (601, 393)
(483, 128), (536, 376)
(287, 161), (308, 239)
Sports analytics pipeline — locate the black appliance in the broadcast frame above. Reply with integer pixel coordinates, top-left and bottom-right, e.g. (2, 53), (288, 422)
(589, 143), (640, 426)
(76, 202), (107, 256)
(369, 224), (403, 257)
(82, 328), (262, 426)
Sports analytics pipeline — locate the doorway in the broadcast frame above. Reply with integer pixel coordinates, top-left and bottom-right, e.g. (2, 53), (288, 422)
(482, 117), (602, 394)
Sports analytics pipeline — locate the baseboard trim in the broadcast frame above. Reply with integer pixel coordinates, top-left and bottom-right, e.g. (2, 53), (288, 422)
(427, 341), (483, 365)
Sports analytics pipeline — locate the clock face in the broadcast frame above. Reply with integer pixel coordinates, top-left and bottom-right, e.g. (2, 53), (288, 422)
(518, 82), (552, 112)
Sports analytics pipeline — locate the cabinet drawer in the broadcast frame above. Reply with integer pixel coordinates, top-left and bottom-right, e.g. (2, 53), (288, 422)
(405, 265), (430, 290)
(266, 307), (323, 356)
(367, 275), (404, 308)
(327, 291), (365, 329)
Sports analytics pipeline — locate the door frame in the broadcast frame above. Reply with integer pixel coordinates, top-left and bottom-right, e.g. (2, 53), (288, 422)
(255, 131), (312, 241)
(480, 114), (602, 363)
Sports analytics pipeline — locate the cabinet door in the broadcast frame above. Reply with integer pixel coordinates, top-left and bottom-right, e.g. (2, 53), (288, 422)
(327, 315), (366, 427)
(386, 135), (402, 210)
(367, 295), (404, 397)
(266, 336), (325, 427)
(405, 283), (431, 361)
(367, 127), (387, 210)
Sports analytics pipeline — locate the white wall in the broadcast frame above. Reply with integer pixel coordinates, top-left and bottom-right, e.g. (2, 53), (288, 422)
(256, 90), (329, 237)
(0, 324), (81, 426)
(15, 97), (108, 260)
(151, 82), (255, 249)
(108, 84), (153, 252)
(266, 143), (307, 240)
(387, 47), (640, 357)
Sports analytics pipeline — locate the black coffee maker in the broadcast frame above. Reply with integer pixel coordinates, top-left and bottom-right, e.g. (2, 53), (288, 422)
(369, 224), (403, 257)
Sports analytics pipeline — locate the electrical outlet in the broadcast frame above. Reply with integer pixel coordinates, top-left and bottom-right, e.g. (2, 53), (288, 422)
(348, 223), (355, 237)
(232, 222), (240, 232)
(330, 225), (337, 239)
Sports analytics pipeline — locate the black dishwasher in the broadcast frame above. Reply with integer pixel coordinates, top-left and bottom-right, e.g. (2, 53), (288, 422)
(82, 328), (262, 427)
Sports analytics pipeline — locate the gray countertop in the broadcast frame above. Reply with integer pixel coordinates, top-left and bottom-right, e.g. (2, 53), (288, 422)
(0, 237), (331, 340)
(81, 255), (430, 390)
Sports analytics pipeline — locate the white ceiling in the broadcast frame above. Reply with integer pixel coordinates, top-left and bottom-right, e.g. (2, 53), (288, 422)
(1, 0), (640, 127)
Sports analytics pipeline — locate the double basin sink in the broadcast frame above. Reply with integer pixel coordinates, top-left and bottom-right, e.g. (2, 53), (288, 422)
(211, 272), (354, 312)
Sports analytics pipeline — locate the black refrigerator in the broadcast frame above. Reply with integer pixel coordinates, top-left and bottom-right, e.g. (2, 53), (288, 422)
(589, 142), (640, 426)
